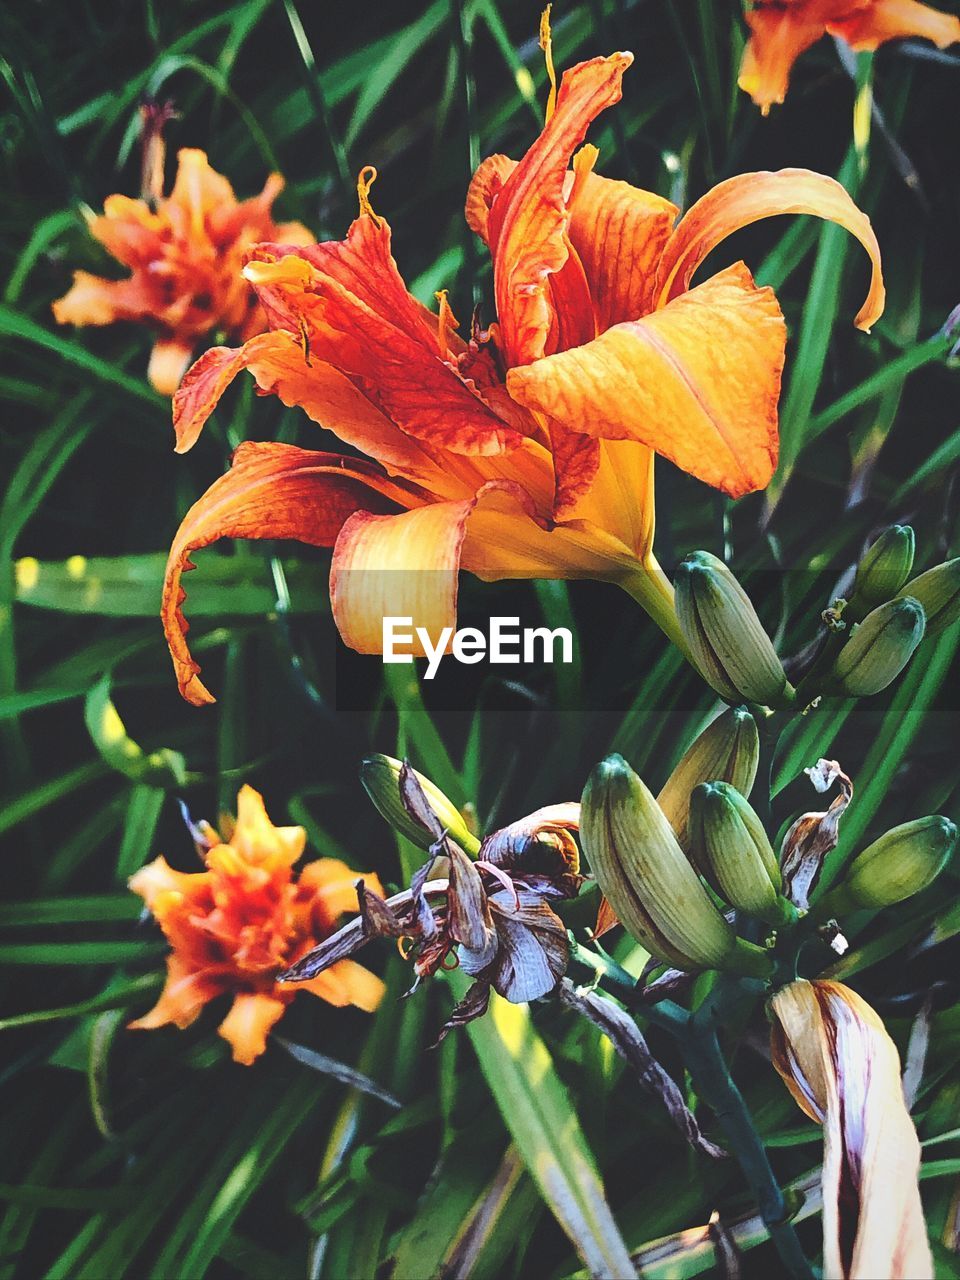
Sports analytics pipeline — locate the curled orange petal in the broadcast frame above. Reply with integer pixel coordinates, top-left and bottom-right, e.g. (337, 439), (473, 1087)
(297, 960), (385, 1012)
(330, 500), (475, 655)
(162, 442), (408, 705)
(738, 4), (834, 113)
(655, 168), (885, 332)
(483, 52), (633, 367)
(507, 263), (785, 499)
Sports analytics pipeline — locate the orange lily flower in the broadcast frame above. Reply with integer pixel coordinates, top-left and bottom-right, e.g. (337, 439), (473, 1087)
(128, 785), (384, 1065)
(771, 979), (933, 1279)
(740, 0), (960, 113)
(52, 148), (312, 395)
(162, 36), (884, 705)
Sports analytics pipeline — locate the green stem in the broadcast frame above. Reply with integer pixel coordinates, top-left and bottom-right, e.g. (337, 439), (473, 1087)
(683, 1013), (816, 1280)
(616, 556), (693, 665)
(567, 940), (690, 1034)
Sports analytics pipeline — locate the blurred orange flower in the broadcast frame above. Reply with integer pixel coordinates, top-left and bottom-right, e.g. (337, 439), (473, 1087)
(740, 0), (960, 113)
(52, 148), (312, 395)
(162, 38), (883, 705)
(128, 785), (384, 1065)
(771, 979), (932, 1279)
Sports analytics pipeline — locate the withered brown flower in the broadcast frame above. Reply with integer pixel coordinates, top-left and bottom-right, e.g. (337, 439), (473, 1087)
(280, 764), (581, 1037)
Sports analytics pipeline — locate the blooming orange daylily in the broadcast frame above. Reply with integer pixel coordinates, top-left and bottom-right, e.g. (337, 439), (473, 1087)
(128, 785), (384, 1065)
(162, 34), (884, 705)
(771, 979), (933, 1279)
(52, 148), (312, 395)
(740, 0), (960, 113)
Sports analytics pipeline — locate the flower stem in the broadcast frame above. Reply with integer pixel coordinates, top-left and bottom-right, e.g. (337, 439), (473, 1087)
(684, 1003), (815, 1279)
(616, 556), (693, 664)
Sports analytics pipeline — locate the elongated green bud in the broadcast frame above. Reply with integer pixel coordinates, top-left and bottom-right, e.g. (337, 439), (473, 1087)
(898, 558), (960, 638)
(830, 597), (925, 697)
(815, 816), (957, 917)
(360, 755), (480, 854)
(688, 783), (794, 926)
(848, 525), (915, 617)
(658, 707), (760, 852)
(675, 551), (794, 708)
(581, 755), (773, 977)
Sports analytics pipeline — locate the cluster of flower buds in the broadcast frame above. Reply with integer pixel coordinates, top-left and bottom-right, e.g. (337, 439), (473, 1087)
(816, 526), (960, 699)
(581, 732), (779, 977)
(673, 531), (960, 710)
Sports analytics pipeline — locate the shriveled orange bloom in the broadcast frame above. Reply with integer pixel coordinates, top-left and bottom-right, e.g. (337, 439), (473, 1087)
(52, 148), (312, 395)
(163, 40), (884, 705)
(740, 0), (960, 113)
(771, 979), (933, 1279)
(128, 785), (384, 1065)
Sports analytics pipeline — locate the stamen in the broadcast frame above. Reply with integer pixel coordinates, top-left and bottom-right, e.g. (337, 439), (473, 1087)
(539, 6), (557, 124)
(357, 165), (382, 227)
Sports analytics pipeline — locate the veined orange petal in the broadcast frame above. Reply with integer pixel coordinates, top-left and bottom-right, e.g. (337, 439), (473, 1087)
(483, 52), (633, 367)
(297, 959), (385, 1012)
(465, 154), (515, 245)
(148, 336), (194, 397)
(129, 855), (209, 914)
(567, 170), (678, 329)
(507, 263), (785, 499)
(162, 442), (411, 705)
(738, 5), (835, 113)
(174, 334), (446, 489)
(231, 784), (306, 870)
(51, 271), (154, 327)
(832, 0), (960, 47)
(771, 980), (933, 1280)
(547, 419), (600, 520)
(298, 859), (385, 927)
(330, 500), (475, 655)
(244, 248), (522, 457)
(129, 955), (221, 1032)
(218, 991), (288, 1065)
(168, 148), (237, 235)
(655, 168), (885, 331)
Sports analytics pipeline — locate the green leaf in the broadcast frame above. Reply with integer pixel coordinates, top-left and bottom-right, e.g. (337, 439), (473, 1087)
(448, 972), (636, 1279)
(14, 552), (329, 617)
(84, 675), (188, 787)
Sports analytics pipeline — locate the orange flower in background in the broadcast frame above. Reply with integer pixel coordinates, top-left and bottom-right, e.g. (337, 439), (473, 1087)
(771, 979), (933, 1279)
(128, 785), (384, 1065)
(740, 0), (960, 113)
(52, 147), (313, 395)
(162, 25), (884, 705)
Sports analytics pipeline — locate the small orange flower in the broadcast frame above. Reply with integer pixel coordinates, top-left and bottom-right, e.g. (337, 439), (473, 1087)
(161, 29), (883, 705)
(52, 148), (312, 395)
(128, 785), (384, 1065)
(740, 0), (960, 113)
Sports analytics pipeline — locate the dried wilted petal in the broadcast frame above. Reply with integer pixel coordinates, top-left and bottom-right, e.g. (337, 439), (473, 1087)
(479, 802), (583, 898)
(780, 759), (853, 910)
(770, 980), (933, 1280)
(559, 981), (725, 1159)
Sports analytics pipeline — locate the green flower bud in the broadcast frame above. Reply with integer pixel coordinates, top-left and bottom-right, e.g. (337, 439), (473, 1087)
(360, 755), (480, 854)
(898, 558), (960, 638)
(675, 551), (794, 708)
(830, 597), (925, 697)
(658, 706), (760, 851)
(581, 754), (773, 977)
(815, 816), (957, 917)
(688, 783), (794, 926)
(848, 525), (915, 616)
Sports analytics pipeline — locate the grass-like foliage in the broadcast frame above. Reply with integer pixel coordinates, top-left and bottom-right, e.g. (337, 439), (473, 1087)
(1, 1), (959, 1276)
